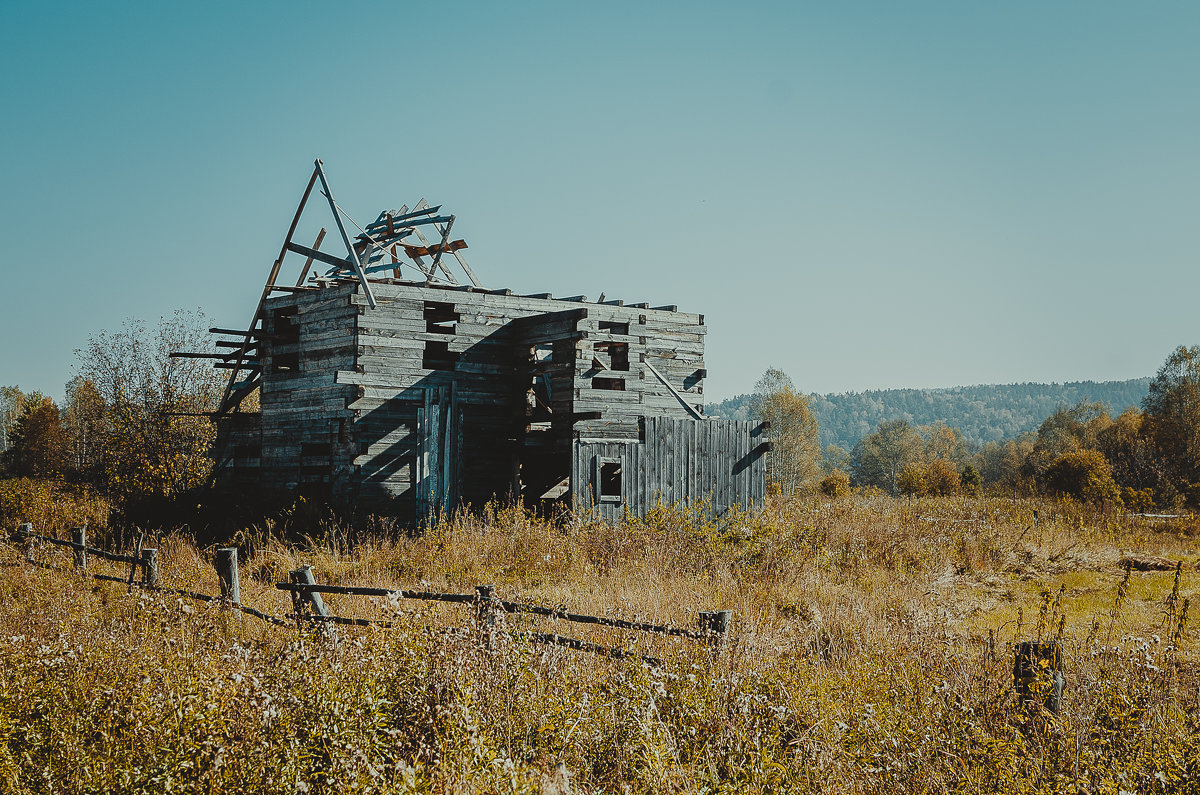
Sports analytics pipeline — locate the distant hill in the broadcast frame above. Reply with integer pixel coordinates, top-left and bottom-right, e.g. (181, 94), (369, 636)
(706, 378), (1152, 451)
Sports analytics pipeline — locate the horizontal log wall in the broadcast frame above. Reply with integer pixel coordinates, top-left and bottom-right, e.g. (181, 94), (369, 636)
(226, 277), (742, 522)
(258, 286), (359, 493)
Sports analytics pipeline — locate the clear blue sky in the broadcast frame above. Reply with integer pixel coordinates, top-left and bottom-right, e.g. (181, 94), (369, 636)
(2, 1), (1197, 402)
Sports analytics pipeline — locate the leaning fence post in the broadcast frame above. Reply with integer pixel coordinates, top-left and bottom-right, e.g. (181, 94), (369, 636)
(141, 548), (159, 588)
(1014, 641), (1064, 715)
(71, 526), (87, 571)
(215, 548), (240, 604)
(475, 584), (499, 651)
(698, 610), (732, 657)
(289, 565), (337, 643)
(17, 523), (33, 562)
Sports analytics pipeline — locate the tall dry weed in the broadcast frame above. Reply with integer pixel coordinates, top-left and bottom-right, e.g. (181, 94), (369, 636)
(1, 493), (1198, 792)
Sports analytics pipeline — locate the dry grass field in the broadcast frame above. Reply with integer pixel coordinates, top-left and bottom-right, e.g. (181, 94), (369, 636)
(1, 494), (1198, 793)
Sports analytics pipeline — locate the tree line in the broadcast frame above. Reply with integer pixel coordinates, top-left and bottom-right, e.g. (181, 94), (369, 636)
(7, 310), (1199, 514)
(752, 346), (1200, 510)
(712, 378), (1150, 450)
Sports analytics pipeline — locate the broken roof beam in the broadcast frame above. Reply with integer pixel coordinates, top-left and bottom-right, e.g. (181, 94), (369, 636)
(295, 228), (327, 286)
(365, 205), (442, 232)
(433, 217), (481, 288)
(406, 222), (459, 285)
(216, 162), (319, 418)
(314, 158), (376, 309)
(427, 215), (455, 280)
(286, 241), (352, 271)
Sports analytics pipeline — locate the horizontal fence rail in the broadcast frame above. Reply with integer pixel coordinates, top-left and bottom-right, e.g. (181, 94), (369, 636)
(23, 533), (141, 565)
(276, 575), (730, 664)
(278, 581), (722, 641)
(8, 523), (732, 666)
(278, 582), (477, 603)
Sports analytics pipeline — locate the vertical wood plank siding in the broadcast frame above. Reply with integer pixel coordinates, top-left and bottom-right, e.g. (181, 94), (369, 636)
(571, 417), (767, 522)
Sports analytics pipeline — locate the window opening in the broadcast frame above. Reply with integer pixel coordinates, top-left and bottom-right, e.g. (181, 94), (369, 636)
(271, 352), (299, 374)
(596, 341), (629, 371)
(269, 305), (300, 373)
(301, 442), (332, 457)
(424, 301), (459, 334)
(234, 443), (260, 459)
(593, 377), (625, 391)
(600, 461), (622, 501)
(423, 340), (458, 370)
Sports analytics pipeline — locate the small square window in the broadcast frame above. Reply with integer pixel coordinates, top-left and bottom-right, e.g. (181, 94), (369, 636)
(424, 301), (459, 334)
(599, 461), (622, 502)
(423, 340), (457, 370)
(597, 342), (629, 371)
(271, 352), (299, 374)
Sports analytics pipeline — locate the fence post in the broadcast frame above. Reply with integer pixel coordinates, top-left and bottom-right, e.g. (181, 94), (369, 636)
(72, 526), (87, 571)
(127, 529), (146, 592)
(289, 565), (337, 643)
(215, 548), (240, 604)
(698, 610), (732, 657)
(475, 584), (499, 651)
(17, 523), (33, 562)
(1014, 641), (1064, 714)
(141, 548), (159, 588)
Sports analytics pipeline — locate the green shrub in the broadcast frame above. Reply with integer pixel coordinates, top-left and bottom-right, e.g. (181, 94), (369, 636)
(820, 470), (852, 498)
(1044, 449), (1122, 506)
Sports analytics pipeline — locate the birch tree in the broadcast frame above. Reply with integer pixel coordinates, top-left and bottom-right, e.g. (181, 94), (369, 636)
(751, 368), (820, 494)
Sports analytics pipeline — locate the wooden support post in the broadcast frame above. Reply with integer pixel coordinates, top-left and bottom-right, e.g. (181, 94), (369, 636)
(215, 548), (240, 604)
(140, 548), (159, 588)
(698, 610), (732, 657)
(1014, 641), (1064, 714)
(475, 584), (499, 651)
(314, 158), (377, 308)
(71, 526), (87, 570)
(17, 523), (33, 562)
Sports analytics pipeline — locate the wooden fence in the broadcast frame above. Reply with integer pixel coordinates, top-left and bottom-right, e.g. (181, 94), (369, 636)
(9, 523), (731, 666)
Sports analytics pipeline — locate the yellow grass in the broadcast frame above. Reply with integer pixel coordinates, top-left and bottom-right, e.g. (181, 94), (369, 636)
(1, 494), (1197, 793)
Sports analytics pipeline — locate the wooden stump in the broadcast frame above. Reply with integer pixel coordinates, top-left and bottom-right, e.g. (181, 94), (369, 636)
(17, 523), (33, 562)
(698, 610), (732, 659)
(71, 527), (87, 570)
(1014, 641), (1064, 714)
(215, 548), (240, 604)
(475, 584), (500, 651)
(141, 548), (159, 588)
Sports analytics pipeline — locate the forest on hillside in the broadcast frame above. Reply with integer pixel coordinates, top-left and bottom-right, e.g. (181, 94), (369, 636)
(707, 378), (1151, 450)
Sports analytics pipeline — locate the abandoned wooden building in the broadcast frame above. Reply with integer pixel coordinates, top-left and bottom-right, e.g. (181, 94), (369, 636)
(185, 161), (767, 523)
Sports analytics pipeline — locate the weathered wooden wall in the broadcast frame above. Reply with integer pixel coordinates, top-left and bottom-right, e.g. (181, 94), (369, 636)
(571, 417), (768, 522)
(223, 278), (742, 523)
(257, 285), (360, 494)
